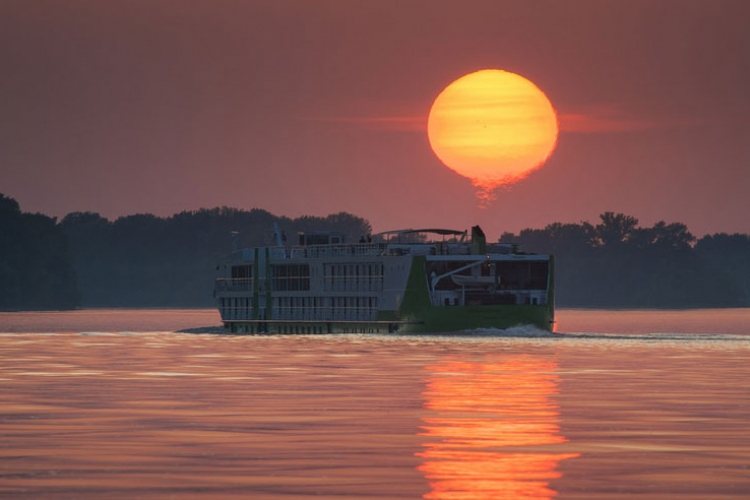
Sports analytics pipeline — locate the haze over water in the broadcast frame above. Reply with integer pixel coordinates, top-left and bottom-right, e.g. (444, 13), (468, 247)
(1, 309), (749, 499)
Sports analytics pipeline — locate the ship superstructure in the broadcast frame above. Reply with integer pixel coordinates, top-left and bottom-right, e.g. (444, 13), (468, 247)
(215, 226), (554, 333)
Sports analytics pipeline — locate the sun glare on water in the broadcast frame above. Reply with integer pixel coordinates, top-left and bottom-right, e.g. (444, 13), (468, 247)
(427, 69), (558, 203)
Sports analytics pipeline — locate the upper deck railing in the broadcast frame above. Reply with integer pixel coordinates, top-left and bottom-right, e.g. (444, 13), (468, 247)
(215, 278), (253, 293)
(289, 243), (388, 259)
(221, 240), (539, 263)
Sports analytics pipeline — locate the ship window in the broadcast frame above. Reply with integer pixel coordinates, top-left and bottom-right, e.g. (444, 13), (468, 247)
(323, 263), (383, 292)
(270, 264), (310, 291)
(496, 261), (549, 290)
(231, 265), (252, 279)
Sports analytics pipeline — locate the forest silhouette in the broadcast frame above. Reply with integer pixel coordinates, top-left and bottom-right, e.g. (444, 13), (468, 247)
(0, 194), (80, 310)
(499, 212), (749, 308)
(1, 193), (749, 310)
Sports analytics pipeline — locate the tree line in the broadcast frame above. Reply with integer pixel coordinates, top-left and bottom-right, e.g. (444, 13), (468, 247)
(499, 212), (750, 308)
(59, 206), (372, 307)
(2, 192), (749, 310)
(0, 194), (80, 310)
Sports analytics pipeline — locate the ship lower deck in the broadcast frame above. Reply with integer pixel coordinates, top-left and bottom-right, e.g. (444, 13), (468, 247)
(222, 319), (410, 334)
(221, 303), (553, 334)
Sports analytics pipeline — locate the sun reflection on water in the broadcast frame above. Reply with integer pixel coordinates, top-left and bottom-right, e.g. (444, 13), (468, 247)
(417, 356), (579, 499)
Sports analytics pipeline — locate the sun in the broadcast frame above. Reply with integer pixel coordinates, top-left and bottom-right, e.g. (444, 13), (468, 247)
(427, 69), (558, 202)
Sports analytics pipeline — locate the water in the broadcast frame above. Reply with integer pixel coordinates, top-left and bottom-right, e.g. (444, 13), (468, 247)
(1, 309), (749, 499)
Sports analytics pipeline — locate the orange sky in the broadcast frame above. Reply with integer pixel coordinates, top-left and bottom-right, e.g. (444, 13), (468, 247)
(1, 0), (749, 238)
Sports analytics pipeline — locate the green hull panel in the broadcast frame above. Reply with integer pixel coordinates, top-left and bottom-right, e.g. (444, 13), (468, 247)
(398, 304), (554, 333)
(396, 254), (554, 332)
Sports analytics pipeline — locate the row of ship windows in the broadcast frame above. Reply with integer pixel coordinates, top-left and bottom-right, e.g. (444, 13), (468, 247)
(273, 296), (379, 321)
(229, 263), (385, 292)
(219, 296), (379, 321)
(219, 297), (253, 320)
(323, 263), (384, 292)
(270, 264), (310, 291)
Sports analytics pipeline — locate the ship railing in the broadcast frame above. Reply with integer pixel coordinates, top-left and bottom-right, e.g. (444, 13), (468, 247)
(219, 306), (254, 320)
(269, 247), (287, 259)
(289, 243), (388, 259)
(431, 290), (462, 307)
(271, 306), (379, 322)
(215, 278), (254, 293)
(428, 289), (548, 307)
(322, 278), (384, 293)
(221, 306), (380, 322)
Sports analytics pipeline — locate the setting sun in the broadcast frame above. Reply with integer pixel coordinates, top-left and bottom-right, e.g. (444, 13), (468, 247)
(427, 69), (559, 202)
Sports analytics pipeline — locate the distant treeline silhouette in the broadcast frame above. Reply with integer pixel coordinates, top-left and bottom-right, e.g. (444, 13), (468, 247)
(500, 212), (750, 308)
(2, 192), (749, 310)
(0, 194), (80, 310)
(60, 207), (372, 307)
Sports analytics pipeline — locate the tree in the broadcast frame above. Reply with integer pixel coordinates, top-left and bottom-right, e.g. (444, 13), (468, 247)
(60, 206), (374, 307)
(0, 194), (81, 310)
(593, 212), (639, 247)
(499, 212), (747, 308)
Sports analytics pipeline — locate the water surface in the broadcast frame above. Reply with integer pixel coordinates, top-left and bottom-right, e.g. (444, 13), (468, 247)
(1, 309), (749, 499)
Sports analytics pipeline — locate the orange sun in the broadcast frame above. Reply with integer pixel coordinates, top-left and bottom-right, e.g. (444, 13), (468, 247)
(427, 69), (558, 202)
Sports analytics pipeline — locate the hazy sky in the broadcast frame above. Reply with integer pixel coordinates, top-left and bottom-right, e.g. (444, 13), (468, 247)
(2, 0), (749, 238)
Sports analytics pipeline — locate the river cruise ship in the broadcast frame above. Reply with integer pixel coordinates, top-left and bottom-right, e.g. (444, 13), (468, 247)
(215, 226), (554, 333)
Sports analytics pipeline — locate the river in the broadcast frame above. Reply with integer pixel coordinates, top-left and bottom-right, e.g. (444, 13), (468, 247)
(1, 308), (748, 499)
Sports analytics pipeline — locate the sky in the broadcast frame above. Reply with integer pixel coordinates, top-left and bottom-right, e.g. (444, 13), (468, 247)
(1, 0), (749, 239)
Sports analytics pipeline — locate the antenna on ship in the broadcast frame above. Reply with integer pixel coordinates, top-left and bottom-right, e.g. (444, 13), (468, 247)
(273, 223), (284, 247)
(230, 231), (239, 252)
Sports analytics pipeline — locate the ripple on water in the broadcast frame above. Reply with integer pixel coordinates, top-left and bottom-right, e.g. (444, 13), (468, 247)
(0, 310), (749, 499)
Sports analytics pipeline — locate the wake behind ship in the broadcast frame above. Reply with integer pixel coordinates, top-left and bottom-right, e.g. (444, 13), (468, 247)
(215, 226), (554, 333)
